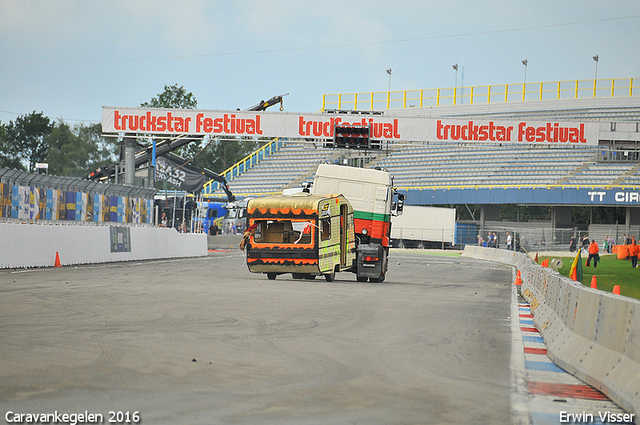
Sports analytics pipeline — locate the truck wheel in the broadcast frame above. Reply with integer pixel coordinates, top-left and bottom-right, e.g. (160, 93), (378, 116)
(267, 273), (277, 280)
(357, 276), (368, 282)
(370, 273), (385, 283)
(324, 272), (335, 282)
(417, 242), (425, 249)
(304, 274), (316, 280)
(292, 273), (304, 279)
(397, 240), (405, 249)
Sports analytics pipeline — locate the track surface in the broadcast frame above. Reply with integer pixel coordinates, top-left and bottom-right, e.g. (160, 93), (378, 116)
(0, 250), (513, 424)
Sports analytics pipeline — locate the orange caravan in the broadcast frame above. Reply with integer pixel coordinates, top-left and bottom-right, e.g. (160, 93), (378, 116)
(244, 193), (356, 281)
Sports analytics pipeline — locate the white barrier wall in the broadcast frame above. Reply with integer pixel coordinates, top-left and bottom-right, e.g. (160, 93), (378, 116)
(0, 222), (207, 268)
(462, 245), (640, 417)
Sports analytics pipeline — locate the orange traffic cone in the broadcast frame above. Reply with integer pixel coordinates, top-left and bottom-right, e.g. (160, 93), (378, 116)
(54, 252), (61, 268)
(515, 270), (522, 286)
(612, 285), (620, 295)
(590, 275), (597, 289)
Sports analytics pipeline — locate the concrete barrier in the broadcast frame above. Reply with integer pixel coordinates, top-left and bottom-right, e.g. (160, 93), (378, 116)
(0, 222), (207, 268)
(462, 245), (640, 416)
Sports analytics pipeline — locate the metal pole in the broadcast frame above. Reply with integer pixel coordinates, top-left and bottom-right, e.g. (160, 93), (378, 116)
(183, 191), (187, 232)
(453, 64), (458, 105)
(123, 136), (136, 186)
(172, 189), (177, 229)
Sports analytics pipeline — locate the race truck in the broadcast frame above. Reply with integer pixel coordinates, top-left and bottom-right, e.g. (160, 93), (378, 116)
(311, 163), (404, 282)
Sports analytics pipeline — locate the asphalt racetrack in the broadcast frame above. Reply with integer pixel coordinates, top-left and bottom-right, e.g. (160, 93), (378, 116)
(0, 250), (513, 424)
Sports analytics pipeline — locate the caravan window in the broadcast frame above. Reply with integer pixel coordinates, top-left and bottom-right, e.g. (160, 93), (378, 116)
(252, 220), (313, 245)
(320, 218), (331, 241)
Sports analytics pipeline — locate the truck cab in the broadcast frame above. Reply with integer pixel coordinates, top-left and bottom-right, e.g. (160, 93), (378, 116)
(311, 164), (404, 282)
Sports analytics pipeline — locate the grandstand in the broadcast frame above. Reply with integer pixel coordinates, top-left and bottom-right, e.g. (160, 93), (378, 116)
(215, 141), (339, 196)
(378, 143), (599, 188)
(214, 139), (639, 199)
(204, 78), (640, 206)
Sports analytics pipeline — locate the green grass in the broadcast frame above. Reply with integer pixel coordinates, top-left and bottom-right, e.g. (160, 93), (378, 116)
(540, 254), (640, 300)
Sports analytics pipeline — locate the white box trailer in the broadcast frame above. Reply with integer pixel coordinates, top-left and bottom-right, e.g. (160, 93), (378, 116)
(390, 205), (456, 248)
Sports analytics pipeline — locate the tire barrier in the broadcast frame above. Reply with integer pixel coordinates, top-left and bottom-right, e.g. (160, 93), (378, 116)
(462, 245), (640, 417)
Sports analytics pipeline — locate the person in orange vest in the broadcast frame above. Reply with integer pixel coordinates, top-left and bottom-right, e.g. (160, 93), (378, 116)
(629, 240), (639, 268)
(586, 239), (600, 268)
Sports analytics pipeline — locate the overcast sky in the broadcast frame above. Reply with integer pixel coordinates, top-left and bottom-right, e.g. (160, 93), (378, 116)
(1, 0), (639, 125)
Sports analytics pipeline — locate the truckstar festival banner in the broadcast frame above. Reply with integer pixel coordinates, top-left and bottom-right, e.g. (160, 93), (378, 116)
(102, 107), (599, 145)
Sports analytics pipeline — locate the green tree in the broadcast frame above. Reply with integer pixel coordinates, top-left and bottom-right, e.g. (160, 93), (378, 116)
(0, 122), (24, 169)
(141, 84), (197, 109)
(46, 121), (117, 178)
(5, 112), (53, 172)
(75, 122), (118, 172)
(140, 84), (267, 181)
(210, 138), (258, 173)
(141, 84), (201, 159)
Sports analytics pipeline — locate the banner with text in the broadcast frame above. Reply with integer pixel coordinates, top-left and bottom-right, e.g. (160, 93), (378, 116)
(102, 107), (599, 145)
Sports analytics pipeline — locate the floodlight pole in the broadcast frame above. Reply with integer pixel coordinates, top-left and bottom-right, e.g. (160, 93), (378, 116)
(453, 64), (458, 105)
(386, 68), (392, 92)
(522, 59), (528, 101)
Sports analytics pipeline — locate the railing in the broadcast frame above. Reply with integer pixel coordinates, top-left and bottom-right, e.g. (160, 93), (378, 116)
(201, 138), (285, 197)
(395, 183), (640, 191)
(322, 77), (638, 111)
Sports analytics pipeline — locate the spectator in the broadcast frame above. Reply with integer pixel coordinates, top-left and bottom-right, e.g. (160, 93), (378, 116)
(582, 236), (590, 253)
(159, 212), (168, 228)
(506, 232), (512, 250)
(586, 239), (599, 268)
(608, 235), (615, 253)
(629, 240), (639, 268)
(569, 235), (577, 252)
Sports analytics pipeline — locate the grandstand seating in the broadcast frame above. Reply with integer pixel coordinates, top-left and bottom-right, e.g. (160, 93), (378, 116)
(377, 143), (599, 187)
(217, 141), (337, 197)
(207, 139), (640, 199)
(204, 93), (640, 198)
